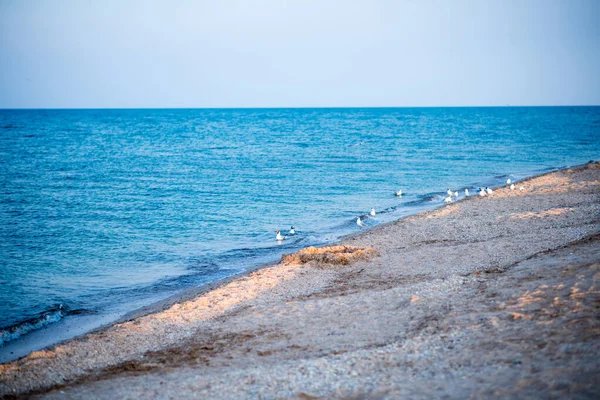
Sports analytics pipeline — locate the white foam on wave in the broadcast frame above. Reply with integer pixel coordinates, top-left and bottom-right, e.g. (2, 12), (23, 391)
(0, 306), (67, 346)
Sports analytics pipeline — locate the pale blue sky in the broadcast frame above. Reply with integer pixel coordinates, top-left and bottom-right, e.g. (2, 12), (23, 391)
(0, 0), (599, 108)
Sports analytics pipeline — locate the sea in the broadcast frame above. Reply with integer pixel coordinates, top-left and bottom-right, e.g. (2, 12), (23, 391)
(1, 107), (599, 362)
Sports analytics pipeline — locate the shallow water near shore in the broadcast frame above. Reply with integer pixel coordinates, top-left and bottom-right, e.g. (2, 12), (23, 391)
(1, 106), (599, 360)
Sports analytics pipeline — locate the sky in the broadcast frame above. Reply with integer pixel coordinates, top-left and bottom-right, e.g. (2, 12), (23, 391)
(0, 0), (599, 108)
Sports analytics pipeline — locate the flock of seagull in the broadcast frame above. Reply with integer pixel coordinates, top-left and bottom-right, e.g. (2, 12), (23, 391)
(276, 179), (525, 241)
(442, 178), (523, 204)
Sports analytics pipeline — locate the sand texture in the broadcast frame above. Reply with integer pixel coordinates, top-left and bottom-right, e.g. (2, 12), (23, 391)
(1, 162), (599, 399)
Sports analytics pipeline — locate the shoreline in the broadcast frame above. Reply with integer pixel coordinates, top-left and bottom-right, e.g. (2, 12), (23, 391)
(1, 161), (599, 398)
(0, 163), (557, 361)
(0, 162), (567, 363)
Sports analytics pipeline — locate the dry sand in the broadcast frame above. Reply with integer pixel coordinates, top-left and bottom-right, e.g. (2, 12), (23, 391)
(1, 162), (599, 399)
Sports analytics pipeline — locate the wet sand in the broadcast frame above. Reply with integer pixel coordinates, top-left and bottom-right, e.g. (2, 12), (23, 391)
(1, 162), (599, 399)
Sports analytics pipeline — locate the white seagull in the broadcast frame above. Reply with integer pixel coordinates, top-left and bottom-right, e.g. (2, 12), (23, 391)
(479, 188), (486, 197)
(370, 208), (376, 216)
(447, 188), (453, 196)
(510, 184), (515, 190)
(506, 178), (511, 185)
(519, 186), (525, 191)
(356, 217), (365, 227)
(395, 190), (403, 197)
(486, 187), (493, 194)
(444, 195), (453, 203)
(289, 226), (295, 235)
(465, 189), (470, 197)
(276, 230), (285, 241)
(453, 191), (459, 197)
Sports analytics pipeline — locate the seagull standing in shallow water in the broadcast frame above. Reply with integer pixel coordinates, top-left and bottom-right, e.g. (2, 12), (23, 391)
(356, 217), (365, 227)
(395, 190), (403, 197)
(276, 230), (285, 241)
(289, 226), (295, 235)
(465, 189), (469, 197)
(444, 195), (453, 203)
(506, 178), (511, 186)
(370, 208), (376, 217)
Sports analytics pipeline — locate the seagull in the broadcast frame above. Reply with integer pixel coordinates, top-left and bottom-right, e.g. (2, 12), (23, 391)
(356, 217), (365, 227)
(444, 195), (453, 203)
(370, 208), (376, 216)
(486, 187), (493, 194)
(395, 190), (403, 197)
(289, 226), (295, 235)
(453, 191), (459, 197)
(519, 186), (525, 191)
(447, 188), (453, 196)
(506, 178), (511, 185)
(510, 184), (515, 190)
(276, 230), (285, 241)
(465, 189), (470, 197)
(479, 188), (487, 197)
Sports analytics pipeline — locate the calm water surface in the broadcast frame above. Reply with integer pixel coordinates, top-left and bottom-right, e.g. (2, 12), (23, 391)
(1, 107), (599, 356)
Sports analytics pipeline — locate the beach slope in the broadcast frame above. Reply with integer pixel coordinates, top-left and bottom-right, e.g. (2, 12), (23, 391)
(1, 163), (599, 399)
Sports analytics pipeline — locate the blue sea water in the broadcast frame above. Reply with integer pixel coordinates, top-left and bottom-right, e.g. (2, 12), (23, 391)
(1, 107), (599, 359)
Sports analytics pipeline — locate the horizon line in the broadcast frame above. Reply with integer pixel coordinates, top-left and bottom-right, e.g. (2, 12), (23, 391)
(1, 104), (599, 111)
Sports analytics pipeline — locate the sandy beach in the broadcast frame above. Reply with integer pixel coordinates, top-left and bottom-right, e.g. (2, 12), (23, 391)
(1, 162), (599, 399)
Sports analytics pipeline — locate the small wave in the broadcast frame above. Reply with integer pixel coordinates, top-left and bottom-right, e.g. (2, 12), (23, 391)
(423, 193), (445, 202)
(402, 198), (431, 207)
(0, 304), (77, 346)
